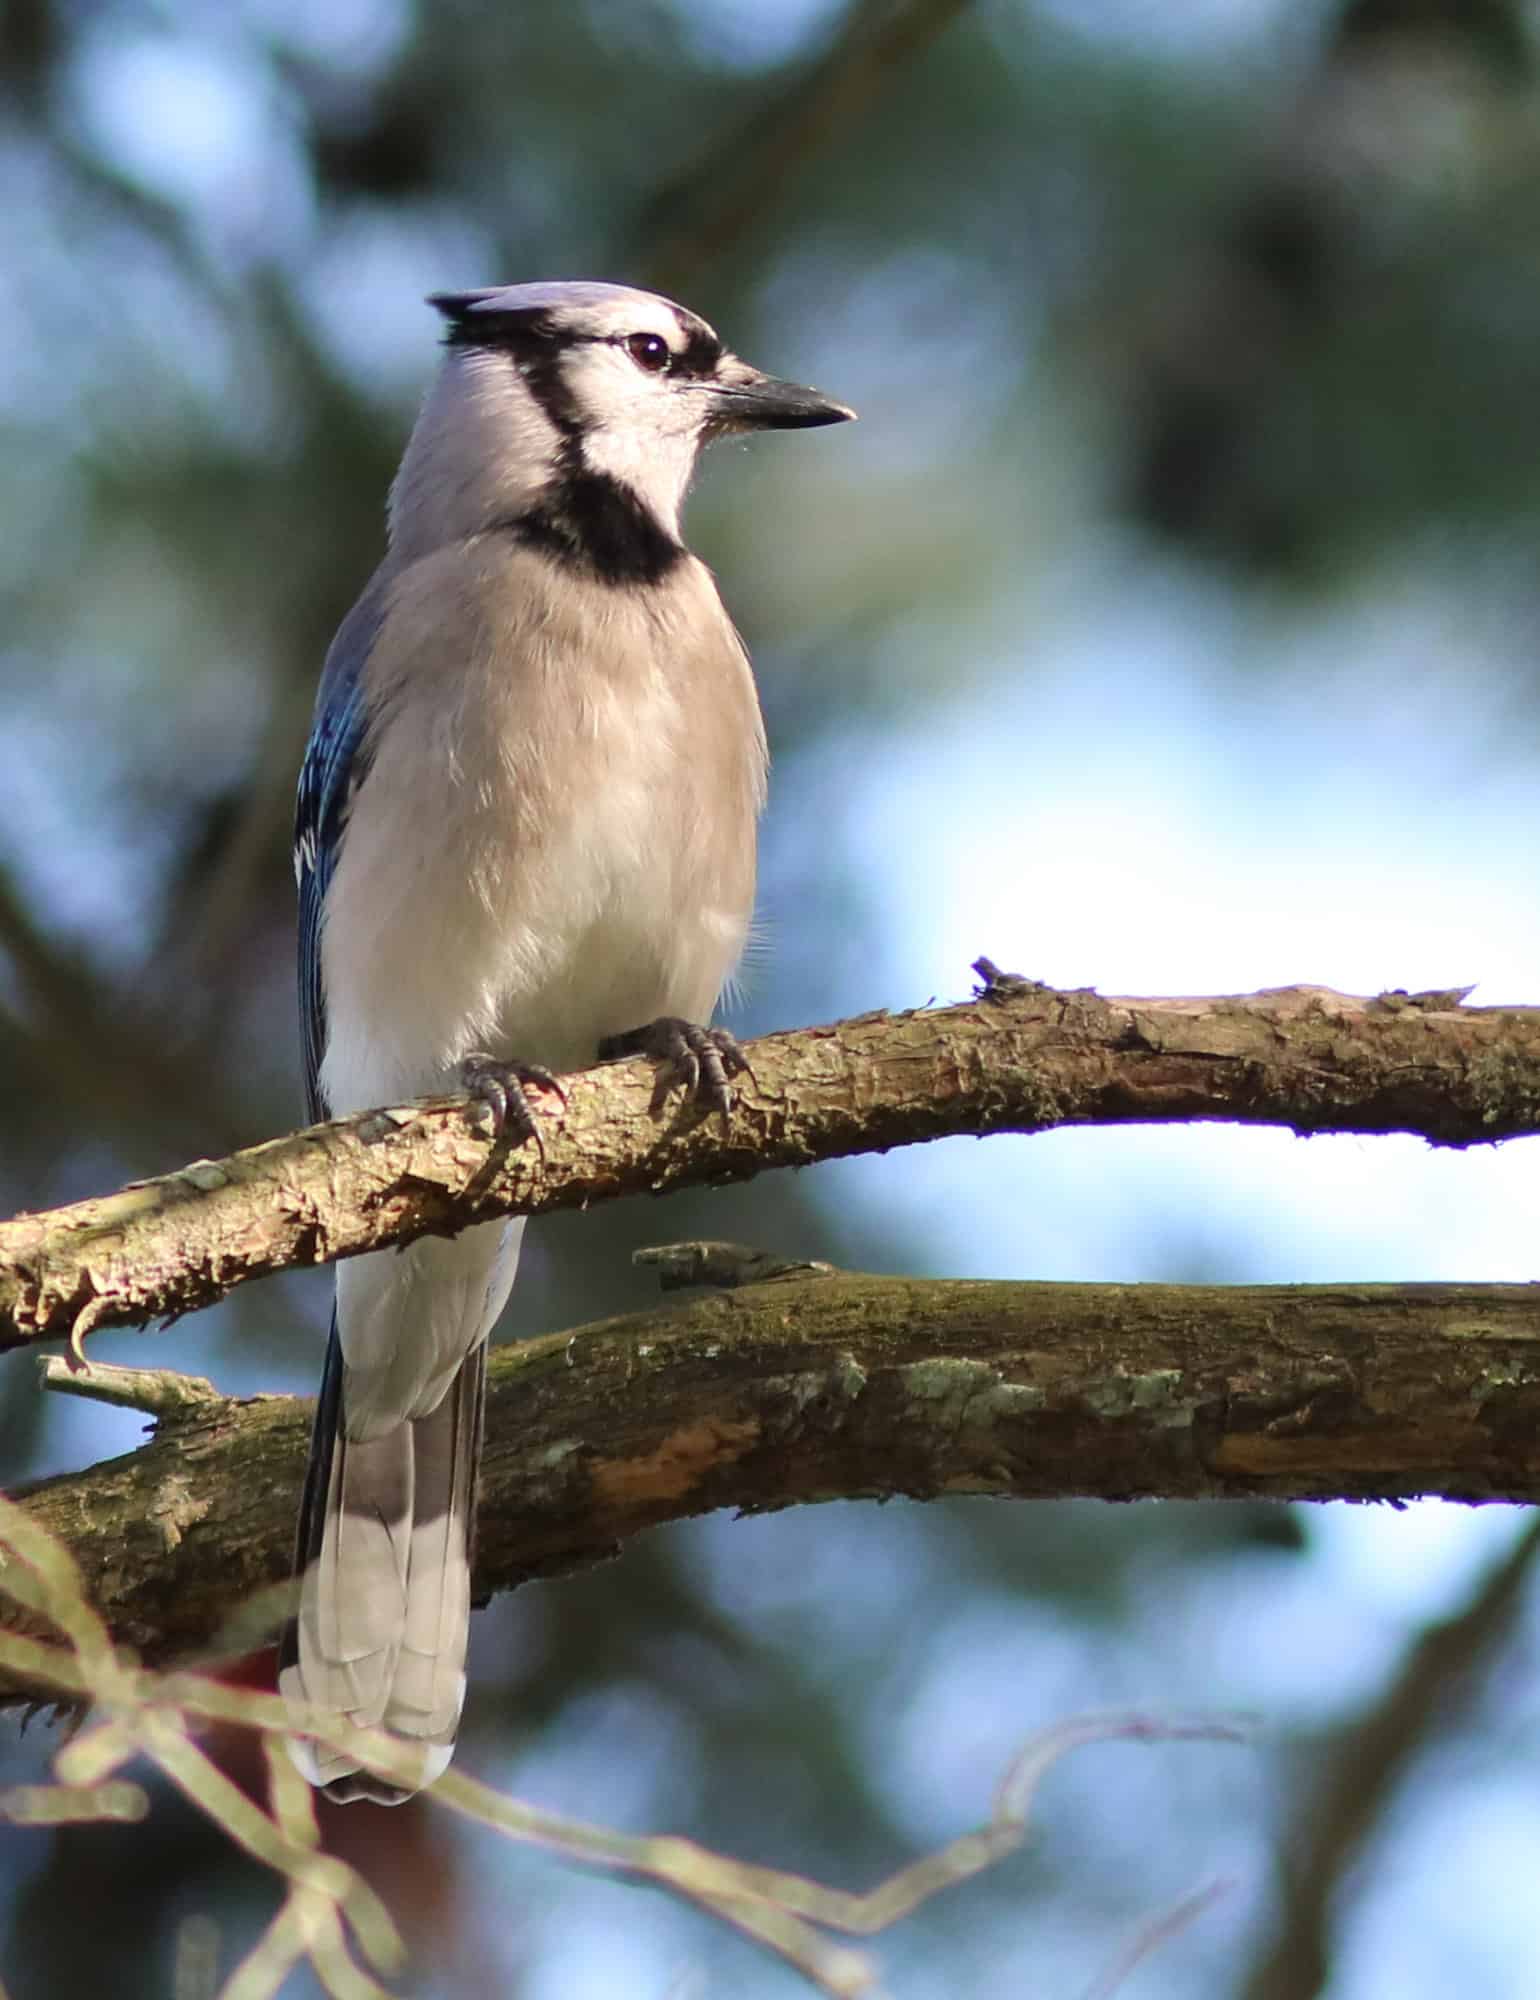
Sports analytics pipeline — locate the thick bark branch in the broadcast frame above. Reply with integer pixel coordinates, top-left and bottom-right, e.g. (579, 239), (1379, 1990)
(3, 980), (1539, 1355)
(8, 1271), (1540, 1697)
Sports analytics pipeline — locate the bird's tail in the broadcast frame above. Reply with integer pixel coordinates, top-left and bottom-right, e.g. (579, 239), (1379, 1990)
(279, 1319), (485, 1805)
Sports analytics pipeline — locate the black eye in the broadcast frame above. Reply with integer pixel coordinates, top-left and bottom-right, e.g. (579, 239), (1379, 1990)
(624, 332), (672, 374)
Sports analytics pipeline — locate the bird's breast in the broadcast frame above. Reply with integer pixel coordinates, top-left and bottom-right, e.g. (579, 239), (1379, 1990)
(318, 548), (766, 1110)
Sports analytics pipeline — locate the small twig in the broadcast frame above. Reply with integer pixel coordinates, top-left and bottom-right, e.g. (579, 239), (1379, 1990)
(635, 1240), (838, 1290)
(0, 1494), (1248, 2000)
(0, 1488), (401, 2000)
(971, 954), (1049, 1000)
(428, 1711), (1245, 1995)
(0, 1781), (147, 1825)
(37, 1356), (230, 1417)
(0, 1528), (1243, 2000)
(1083, 1877), (1235, 2000)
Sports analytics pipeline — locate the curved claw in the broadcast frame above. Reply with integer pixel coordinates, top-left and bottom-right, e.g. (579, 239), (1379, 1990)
(598, 1018), (750, 1124)
(459, 1053), (567, 1161)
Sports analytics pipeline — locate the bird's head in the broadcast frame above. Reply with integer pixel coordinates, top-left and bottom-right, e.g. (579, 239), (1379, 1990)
(396, 281), (852, 560)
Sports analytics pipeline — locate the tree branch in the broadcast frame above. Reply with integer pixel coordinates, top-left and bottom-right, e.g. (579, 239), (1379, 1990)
(3, 979), (1540, 1356)
(8, 1267), (1540, 1696)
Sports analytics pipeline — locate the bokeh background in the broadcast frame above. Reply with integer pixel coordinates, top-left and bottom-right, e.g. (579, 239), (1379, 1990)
(5, 0), (1540, 1992)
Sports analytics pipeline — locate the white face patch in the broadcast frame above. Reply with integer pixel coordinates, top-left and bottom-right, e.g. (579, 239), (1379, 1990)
(527, 293), (726, 537)
(563, 347), (712, 535)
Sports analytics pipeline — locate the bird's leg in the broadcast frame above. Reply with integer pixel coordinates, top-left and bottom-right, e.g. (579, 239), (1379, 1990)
(597, 1018), (752, 1123)
(459, 1053), (568, 1161)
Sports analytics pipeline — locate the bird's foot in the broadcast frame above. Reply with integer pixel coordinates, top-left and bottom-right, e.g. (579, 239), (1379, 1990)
(598, 1018), (752, 1124)
(459, 1053), (567, 1160)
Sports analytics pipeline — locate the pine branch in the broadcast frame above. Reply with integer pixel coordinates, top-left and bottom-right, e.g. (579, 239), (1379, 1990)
(2, 978), (1539, 1358)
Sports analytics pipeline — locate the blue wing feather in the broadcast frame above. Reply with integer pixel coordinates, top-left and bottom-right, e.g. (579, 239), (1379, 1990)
(295, 574), (391, 1122)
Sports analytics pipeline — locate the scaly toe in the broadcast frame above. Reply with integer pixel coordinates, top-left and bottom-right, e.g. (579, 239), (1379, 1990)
(459, 1054), (565, 1156)
(598, 1017), (751, 1123)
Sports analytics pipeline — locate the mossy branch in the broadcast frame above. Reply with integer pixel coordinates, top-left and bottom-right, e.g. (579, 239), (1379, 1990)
(3, 977), (1540, 1357)
(9, 1267), (1540, 1693)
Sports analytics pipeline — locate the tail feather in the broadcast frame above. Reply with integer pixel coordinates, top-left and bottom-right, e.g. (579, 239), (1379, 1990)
(385, 1342), (484, 1742)
(319, 1424), (413, 1680)
(280, 1318), (485, 1805)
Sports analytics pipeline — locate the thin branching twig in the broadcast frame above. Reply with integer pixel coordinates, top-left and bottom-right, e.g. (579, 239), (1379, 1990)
(0, 1492), (1240, 2000)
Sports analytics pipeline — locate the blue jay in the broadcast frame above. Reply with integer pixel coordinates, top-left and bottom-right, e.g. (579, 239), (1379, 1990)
(280, 281), (852, 1802)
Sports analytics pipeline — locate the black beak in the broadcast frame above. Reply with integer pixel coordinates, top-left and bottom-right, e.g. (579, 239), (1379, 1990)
(709, 361), (856, 432)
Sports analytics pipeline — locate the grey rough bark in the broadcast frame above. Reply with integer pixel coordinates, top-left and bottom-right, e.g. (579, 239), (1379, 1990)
(9, 1269), (1540, 1698)
(3, 979), (1539, 1355)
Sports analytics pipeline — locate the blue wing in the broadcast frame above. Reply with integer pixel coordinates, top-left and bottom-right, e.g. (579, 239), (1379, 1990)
(295, 575), (391, 1123)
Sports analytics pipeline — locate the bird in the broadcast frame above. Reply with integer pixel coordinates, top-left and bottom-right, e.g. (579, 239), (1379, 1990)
(278, 280), (853, 1803)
